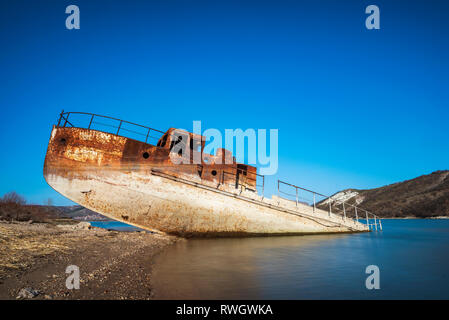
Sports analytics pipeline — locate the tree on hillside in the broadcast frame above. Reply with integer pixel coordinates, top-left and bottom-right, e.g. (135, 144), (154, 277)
(0, 191), (26, 205)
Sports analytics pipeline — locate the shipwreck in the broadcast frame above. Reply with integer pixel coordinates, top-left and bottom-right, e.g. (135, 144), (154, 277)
(43, 111), (381, 237)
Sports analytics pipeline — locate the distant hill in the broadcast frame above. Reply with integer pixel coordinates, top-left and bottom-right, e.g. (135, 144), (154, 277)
(55, 205), (111, 221)
(0, 203), (111, 222)
(317, 170), (449, 218)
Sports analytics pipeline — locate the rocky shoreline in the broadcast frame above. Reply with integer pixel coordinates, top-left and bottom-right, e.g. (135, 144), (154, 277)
(0, 221), (179, 300)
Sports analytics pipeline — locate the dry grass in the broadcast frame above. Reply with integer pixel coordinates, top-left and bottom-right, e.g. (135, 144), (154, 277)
(0, 224), (70, 274)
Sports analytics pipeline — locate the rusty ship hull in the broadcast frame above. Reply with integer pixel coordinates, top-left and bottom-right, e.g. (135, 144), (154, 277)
(43, 112), (371, 237)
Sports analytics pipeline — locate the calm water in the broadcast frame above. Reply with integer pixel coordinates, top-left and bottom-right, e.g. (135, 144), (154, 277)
(89, 221), (144, 232)
(151, 219), (449, 299)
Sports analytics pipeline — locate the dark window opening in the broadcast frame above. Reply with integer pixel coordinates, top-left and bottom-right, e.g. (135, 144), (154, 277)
(170, 135), (183, 150)
(142, 152), (150, 159)
(169, 134), (185, 156)
(60, 138), (66, 144)
(236, 164), (248, 189)
(237, 164), (248, 175)
(190, 137), (202, 153)
(197, 165), (203, 177)
(157, 134), (168, 148)
(211, 170), (217, 176)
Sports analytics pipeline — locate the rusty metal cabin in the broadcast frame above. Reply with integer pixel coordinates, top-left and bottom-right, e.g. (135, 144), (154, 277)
(154, 127), (259, 192)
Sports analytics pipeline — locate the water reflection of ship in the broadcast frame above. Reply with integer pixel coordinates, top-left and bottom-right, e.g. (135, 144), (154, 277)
(151, 234), (353, 299)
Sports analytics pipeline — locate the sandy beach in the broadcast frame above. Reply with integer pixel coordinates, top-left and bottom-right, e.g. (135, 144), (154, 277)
(0, 221), (178, 300)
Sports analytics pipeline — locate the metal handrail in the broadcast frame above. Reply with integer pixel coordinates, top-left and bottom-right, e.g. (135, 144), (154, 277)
(56, 110), (165, 144)
(277, 180), (382, 231)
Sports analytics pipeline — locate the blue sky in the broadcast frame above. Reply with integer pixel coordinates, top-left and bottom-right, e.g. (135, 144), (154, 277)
(1, 0), (448, 205)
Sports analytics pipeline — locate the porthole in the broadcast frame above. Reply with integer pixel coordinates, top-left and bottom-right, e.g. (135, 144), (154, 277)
(142, 152), (150, 159)
(211, 170), (217, 176)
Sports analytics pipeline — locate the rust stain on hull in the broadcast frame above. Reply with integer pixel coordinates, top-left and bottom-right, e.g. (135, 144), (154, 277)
(43, 114), (369, 237)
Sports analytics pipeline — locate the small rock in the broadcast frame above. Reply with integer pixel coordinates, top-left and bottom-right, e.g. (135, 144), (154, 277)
(74, 222), (91, 230)
(57, 221), (92, 231)
(16, 288), (40, 299)
(44, 295), (53, 300)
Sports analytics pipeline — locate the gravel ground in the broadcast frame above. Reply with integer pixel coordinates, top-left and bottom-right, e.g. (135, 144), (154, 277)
(0, 221), (178, 300)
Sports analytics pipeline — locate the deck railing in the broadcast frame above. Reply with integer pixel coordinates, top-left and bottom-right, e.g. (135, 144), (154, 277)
(56, 110), (165, 145)
(277, 180), (382, 231)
